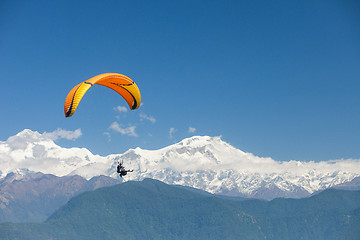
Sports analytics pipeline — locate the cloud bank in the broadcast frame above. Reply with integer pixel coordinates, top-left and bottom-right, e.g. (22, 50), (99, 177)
(109, 122), (138, 137)
(140, 113), (156, 123)
(113, 105), (128, 113)
(169, 128), (176, 139)
(43, 128), (82, 141)
(188, 127), (196, 133)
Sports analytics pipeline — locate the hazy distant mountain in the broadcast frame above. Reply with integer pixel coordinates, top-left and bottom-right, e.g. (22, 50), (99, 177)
(1, 129), (360, 200)
(0, 172), (120, 223)
(334, 176), (360, 191)
(1, 179), (359, 240)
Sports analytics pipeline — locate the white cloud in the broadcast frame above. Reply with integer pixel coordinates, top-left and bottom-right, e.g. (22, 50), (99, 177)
(140, 113), (156, 123)
(113, 105), (128, 113)
(188, 127), (196, 133)
(43, 128), (82, 141)
(109, 122), (138, 137)
(104, 132), (111, 142)
(169, 128), (176, 139)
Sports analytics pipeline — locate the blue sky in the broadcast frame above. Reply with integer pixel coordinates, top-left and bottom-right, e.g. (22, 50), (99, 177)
(1, 0), (359, 161)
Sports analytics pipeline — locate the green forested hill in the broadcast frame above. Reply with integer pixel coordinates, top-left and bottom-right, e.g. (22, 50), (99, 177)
(1, 179), (359, 240)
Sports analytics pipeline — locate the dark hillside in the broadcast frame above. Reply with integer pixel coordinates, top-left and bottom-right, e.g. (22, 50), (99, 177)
(0, 179), (359, 240)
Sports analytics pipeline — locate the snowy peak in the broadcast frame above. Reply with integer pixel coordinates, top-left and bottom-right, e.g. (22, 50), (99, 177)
(170, 136), (239, 155)
(114, 136), (360, 198)
(13, 129), (41, 138)
(176, 136), (221, 148)
(5, 129), (53, 150)
(121, 135), (273, 172)
(119, 136), (237, 171)
(0, 129), (107, 179)
(13, 129), (42, 139)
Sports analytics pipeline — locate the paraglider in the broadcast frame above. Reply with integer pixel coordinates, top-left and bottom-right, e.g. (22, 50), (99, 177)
(64, 73), (140, 177)
(116, 161), (133, 178)
(64, 73), (141, 117)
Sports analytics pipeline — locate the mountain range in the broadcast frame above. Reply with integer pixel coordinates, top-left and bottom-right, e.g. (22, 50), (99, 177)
(1, 179), (359, 240)
(1, 129), (360, 200)
(0, 172), (120, 223)
(1, 171), (358, 224)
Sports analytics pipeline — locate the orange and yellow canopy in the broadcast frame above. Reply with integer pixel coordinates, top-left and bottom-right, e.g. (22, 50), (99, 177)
(64, 73), (141, 117)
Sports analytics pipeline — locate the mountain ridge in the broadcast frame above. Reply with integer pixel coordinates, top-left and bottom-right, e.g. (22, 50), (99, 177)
(0, 172), (121, 223)
(1, 129), (360, 200)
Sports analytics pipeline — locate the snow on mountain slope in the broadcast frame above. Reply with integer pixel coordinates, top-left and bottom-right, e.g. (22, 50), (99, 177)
(1, 129), (360, 199)
(114, 136), (360, 198)
(0, 129), (109, 178)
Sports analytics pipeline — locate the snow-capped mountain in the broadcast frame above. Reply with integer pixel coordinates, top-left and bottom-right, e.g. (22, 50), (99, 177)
(0, 129), (109, 179)
(116, 136), (360, 199)
(1, 129), (360, 200)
